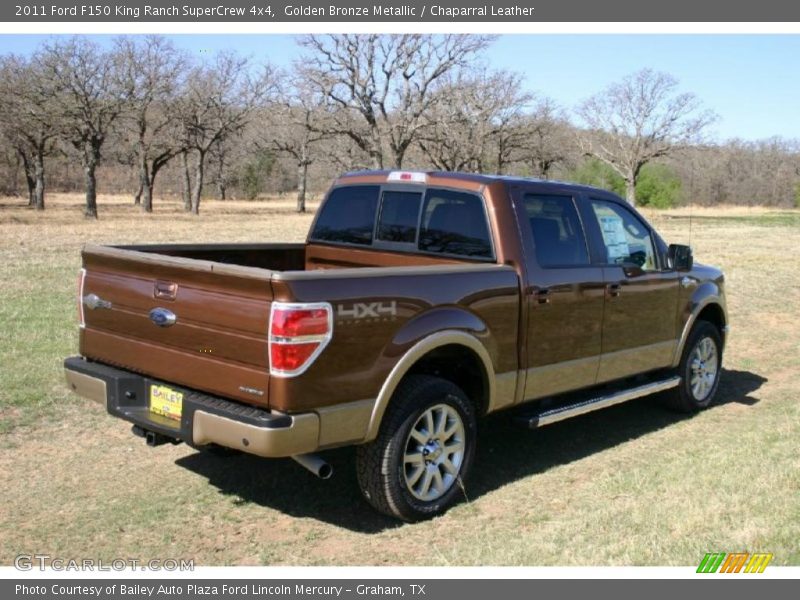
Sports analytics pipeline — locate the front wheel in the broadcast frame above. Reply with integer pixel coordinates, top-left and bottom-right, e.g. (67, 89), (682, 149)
(666, 320), (723, 412)
(356, 375), (477, 521)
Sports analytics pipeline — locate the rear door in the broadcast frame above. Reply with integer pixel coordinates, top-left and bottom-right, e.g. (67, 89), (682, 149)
(581, 196), (680, 382)
(79, 245), (273, 406)
(513, 187), (606, 400)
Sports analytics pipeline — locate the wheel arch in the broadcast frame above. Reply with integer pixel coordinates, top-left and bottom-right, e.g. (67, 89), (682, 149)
(672, 284), (728, 367)
(364, 330), (496, 442)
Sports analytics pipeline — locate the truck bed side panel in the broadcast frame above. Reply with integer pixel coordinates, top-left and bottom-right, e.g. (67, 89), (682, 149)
(268, 265), (521, 413)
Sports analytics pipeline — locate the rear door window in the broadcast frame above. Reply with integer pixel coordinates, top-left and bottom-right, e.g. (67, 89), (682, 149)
(522, 194), (590, 267)
(418, 189), (493, 259)
(310, 185), (379, 246)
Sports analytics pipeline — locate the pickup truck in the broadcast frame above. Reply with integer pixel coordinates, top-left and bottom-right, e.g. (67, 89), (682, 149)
(65, 170), (728, 521)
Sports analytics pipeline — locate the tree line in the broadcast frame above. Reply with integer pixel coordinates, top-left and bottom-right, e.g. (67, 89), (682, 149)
(1, 34), (798, 217)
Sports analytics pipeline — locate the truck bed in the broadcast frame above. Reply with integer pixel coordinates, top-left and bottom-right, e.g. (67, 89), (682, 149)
(78, 243), (521, 413)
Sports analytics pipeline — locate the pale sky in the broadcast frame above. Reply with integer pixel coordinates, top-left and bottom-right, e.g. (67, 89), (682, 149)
(2, 34), (798, 142)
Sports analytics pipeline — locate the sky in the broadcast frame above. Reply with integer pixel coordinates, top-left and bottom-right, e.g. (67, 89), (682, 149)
(2, 34), (799, 142)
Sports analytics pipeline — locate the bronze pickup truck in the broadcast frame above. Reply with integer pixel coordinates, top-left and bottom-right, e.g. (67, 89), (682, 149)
(65, 170), (727, 520)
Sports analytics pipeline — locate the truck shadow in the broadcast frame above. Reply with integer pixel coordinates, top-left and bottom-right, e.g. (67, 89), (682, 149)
(174, 368), (765, 533)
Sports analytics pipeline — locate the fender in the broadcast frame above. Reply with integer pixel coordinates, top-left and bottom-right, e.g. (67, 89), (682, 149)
(672, 280), (727, 366)
(364, 321), (498, 442)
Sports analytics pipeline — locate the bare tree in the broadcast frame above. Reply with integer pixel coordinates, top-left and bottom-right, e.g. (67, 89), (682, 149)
(418, 72), (501, 172)
(520, 99), (573, 179)
(299, 34), (493, 169)
(36, 37), (130, 218)
(178, 51), (276, 215)
(576, 68), (715, 205)
(0, 55), (60, 210)
(262, 75), (332, 212)
(484, 72), (533, 175)
(116, 36), (188, 213)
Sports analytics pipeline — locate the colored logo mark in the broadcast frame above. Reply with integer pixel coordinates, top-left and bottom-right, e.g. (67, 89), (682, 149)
(697, 552), (773, 573)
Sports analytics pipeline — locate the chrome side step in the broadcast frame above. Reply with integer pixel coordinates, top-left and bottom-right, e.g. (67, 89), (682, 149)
(522, 376), (681, 429)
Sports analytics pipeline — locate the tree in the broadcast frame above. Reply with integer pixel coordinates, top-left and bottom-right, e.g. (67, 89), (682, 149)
(635, 163), (682, 208)
(115, 36), (188, 213)
(520, 98), (572, 179)
(419, 70), (530, 173)
(263, 75), (332, 212)
(0, 55), (59, 210)
(178, 51), (276, 215)
(298, 34), (493, 169)
(576, 68), (715, 206)
(567, 157), (626, 196)
(36, 37), (130, 218)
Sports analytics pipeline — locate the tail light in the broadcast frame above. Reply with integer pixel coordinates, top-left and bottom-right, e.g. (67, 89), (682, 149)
(268, 301), (333, 377)
(77, 268), (86, 328)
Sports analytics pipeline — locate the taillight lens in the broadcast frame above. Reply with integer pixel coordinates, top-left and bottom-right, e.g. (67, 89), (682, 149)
(78, 268), (86, 328)
(269, 302), (333, 377)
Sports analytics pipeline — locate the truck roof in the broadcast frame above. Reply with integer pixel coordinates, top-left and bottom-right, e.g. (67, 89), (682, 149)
(336, 170), (617, 197)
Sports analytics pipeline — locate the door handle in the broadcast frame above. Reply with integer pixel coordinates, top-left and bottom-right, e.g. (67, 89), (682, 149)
(606, 283), (622, 298)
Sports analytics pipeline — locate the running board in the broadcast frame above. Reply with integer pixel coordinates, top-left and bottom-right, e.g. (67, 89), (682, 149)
(520, 376), (681, 429)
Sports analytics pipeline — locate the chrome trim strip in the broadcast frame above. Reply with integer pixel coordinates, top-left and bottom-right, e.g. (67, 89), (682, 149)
(536, 376), (680, 427)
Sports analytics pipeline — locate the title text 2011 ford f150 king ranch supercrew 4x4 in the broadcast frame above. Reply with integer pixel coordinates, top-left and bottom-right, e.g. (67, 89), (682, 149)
(64, 170), (728, 521)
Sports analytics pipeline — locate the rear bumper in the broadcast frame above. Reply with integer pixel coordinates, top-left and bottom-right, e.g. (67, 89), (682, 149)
(64, 356), (319, 457)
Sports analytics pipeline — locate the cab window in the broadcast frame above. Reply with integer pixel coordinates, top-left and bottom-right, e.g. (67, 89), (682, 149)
(310, 185), (379, 246)
(589, 199), (657, 271)
(376, 191), (422, 244)
(418, 189), (493, 259)
(523, 194), (589, 267)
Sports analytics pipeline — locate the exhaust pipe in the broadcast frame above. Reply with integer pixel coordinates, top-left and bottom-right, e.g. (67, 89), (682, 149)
(292, 453), (333, 479)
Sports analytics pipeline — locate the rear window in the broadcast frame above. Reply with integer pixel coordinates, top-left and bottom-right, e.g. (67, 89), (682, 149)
(310, 184), (493, 260)
(376, 191), (422, 243)
(418, 189), (492, 259)
(310, 185), (379, 245)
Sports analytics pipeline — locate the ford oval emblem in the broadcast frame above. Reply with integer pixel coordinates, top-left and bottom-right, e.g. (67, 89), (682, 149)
(149, 307), (177, 327)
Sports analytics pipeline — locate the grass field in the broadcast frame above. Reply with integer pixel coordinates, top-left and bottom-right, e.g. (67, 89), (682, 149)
(1, 194), (798, 566)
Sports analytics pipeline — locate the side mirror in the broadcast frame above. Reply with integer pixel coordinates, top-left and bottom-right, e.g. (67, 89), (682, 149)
(667, 244), (693, 271)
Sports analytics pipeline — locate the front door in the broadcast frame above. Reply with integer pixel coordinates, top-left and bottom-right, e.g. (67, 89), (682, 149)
(583, 197), (681, 383)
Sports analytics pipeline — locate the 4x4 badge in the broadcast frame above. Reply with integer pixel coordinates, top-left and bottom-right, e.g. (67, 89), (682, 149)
(337, 301), (397, 319)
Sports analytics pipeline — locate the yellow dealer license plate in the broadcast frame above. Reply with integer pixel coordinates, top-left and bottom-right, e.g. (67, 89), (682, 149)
(149, 384), (183, 421)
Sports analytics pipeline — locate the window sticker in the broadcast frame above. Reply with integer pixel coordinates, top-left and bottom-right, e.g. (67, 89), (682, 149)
(598, 215), (630, 261)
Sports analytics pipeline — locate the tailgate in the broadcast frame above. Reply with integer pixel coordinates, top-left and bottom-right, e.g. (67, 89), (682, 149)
(79, 245), (273, 407)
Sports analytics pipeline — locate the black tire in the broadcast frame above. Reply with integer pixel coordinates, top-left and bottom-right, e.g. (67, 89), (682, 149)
(356, 375), (477, 521)
(665, 320), (723, 413)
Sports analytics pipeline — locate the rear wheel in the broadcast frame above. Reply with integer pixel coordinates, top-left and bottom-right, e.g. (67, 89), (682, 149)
(666, 320), (723, 412)
(356, 375), (477, 521)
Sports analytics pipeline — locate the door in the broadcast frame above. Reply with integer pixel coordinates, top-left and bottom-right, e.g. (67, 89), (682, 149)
(583, 197), (681, 383)
(514, 190), (606, 400)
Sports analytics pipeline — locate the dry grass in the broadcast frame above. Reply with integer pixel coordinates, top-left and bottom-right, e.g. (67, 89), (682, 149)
(0, 193), (798, 566)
